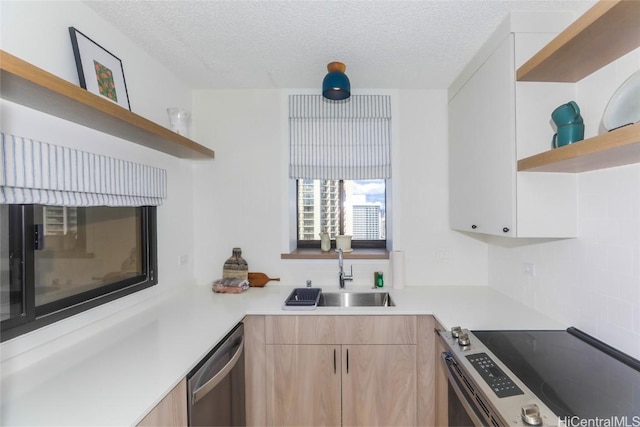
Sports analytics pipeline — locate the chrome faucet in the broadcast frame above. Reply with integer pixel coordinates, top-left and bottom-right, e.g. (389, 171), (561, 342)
(338, 248), (353, 289)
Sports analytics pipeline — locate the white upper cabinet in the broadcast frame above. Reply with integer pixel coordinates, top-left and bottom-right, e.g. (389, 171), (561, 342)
(449, 13), (578, 238)
(449, 36), (516, 236)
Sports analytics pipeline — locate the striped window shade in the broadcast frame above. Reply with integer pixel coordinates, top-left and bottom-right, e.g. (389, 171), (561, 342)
(289, 94), (392, 180)
(0, 133), (167, 206)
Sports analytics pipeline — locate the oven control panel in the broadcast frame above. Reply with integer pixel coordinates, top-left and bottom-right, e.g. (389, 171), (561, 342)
(466, 353), (524, 398)
(439, 327), (561, 426)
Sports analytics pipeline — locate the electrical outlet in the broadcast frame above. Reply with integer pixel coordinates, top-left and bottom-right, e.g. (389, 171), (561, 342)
(522, 262), (536, 278)
(436, 248), (450, 263)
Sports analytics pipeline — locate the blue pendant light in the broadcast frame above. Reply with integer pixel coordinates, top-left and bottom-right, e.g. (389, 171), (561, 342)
(322, 62), (351, 100)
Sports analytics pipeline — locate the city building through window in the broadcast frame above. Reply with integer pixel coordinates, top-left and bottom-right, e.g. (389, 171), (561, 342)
(296, 179), (386, 249)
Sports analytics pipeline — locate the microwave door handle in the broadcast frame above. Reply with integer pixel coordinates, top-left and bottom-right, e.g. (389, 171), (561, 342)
(192, 338), (244, 405)
(441, 353), (485, 427)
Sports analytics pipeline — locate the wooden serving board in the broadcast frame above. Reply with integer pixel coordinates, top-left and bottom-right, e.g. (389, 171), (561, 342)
(248, 272), (280, 287)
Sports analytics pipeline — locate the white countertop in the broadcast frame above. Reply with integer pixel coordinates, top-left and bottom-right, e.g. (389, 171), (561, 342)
(0, 284), (563, 426)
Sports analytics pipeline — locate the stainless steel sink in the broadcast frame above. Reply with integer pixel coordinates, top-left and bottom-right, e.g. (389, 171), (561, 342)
(318, 292), (395, 307)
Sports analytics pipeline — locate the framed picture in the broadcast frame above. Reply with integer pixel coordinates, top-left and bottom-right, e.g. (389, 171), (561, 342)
(69, 27), (131, 110)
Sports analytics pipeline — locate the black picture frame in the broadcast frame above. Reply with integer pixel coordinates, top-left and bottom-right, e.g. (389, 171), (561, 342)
(69, 26), (131, 111)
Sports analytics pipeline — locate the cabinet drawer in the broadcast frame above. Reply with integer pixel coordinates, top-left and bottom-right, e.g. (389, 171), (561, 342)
(265, 316), (416, 345)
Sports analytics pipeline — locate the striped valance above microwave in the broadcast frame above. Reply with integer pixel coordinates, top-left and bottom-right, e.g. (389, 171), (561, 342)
(0, 133), (167, 207)
(289, 94), (392, 180)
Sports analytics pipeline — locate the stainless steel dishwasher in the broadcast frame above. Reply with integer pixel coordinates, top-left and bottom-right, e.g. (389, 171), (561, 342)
(187, 322), (245, 426)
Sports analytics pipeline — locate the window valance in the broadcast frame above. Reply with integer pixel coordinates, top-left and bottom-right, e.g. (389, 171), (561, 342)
(289, 94), (392, 180)
(0, 133), (167, 206)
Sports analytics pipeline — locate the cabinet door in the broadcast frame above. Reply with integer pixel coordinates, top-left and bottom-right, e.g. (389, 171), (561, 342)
(475, 34), (516, 236)
(449, 69), (481, 232)
(137, 379), (187, 427)
(342, 345), (417, 426)
(449, 34), (516, 236)
(265, 345), (341, 426)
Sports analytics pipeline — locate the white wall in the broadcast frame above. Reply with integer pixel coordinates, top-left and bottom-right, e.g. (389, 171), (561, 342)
(191, 89), (488, 288)
(0, 1), (197, 353)
(489, 48), (640, 360)
(394, 90), (488, 286)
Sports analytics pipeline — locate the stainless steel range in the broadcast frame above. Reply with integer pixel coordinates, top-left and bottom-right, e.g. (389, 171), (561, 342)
(438, 327), (640, 427)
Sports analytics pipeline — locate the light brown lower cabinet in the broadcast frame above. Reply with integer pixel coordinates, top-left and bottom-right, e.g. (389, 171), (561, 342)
(265, 343), (417, 426)
(341, 344), (417, 426)
(246, 315), (432, 427)
(266, 344), (342, 426)
(137, 378), (188, 427)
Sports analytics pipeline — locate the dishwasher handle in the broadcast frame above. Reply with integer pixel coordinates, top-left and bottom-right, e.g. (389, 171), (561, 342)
(192, 335), (244, 405)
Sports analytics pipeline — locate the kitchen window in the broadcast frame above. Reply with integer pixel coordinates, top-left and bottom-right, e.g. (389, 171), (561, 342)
(0, 132), (165, 341)
(0, 204), (157, 341)
(289, 94), (392, 252)
(296, 179), (386, 249)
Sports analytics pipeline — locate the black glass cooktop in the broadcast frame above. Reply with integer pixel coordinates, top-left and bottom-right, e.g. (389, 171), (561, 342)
(473, 329), (640, 421)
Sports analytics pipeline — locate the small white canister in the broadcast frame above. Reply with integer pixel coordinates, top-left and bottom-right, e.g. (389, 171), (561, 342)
(336, 235), (352, 252)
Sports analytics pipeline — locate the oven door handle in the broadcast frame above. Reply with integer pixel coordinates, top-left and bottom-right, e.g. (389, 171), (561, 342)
(441, 352), (485, 427)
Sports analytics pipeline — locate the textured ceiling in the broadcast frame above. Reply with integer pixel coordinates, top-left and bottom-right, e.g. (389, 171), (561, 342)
(85, 0), (594, 91)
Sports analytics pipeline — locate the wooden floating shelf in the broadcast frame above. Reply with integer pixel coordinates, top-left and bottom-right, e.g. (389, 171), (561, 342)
(518, 122), (640, 173)
(517, 0), (640, 82)
(0, 50), (214, 159)
(516, 0), (640, 174)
